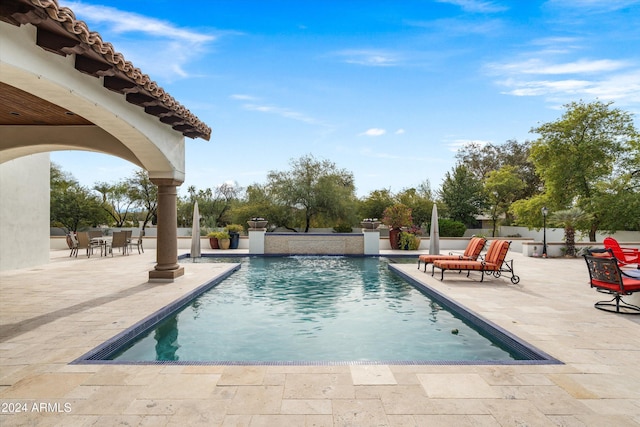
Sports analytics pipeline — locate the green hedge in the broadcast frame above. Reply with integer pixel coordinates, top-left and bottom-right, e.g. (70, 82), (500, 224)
(438, 219), (466, 237)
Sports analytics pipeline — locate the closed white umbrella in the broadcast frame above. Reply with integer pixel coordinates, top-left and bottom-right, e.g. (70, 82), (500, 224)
(429, 204), (440, 255)
(190, 200), (201, 258)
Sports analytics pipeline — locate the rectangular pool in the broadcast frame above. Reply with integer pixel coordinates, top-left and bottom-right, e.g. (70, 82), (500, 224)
(74, 257), (559, 365)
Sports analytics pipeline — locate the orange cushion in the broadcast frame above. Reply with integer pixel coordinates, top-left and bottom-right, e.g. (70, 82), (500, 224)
(433, 260), (483, 271)
(419, 254), (466, 263)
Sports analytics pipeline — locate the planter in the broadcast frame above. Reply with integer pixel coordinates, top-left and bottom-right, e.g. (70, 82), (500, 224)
(248, 220), (268, 229)
(360, 221), (381, 230)
(209, 237), (219, 249)
(388, 228), (401, 249)
(218, 238), (231, 250)
(229, 232), (240, 249)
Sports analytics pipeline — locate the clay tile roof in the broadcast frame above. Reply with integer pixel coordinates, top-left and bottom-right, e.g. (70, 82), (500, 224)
(1, 0), (211, 140)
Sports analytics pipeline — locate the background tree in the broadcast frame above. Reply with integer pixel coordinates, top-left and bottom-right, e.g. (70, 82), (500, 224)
(528, 100), (639, 240)
(456, 139), (541, 201)
(127, 169), (157, 230)
(185, 182), (242, 228)
(50, 163), (107, 232)
(396, 182), (434, 229)
(93, 181), (135, 227)
(549, 207), (592, 257)
(267, 154), (356, 232)
(484, 166), (525, 236)
(438, 165), (486, 226)
(358, 188), (395, 221)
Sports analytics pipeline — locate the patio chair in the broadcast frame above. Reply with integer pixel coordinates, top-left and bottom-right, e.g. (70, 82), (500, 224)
(603, 237), (640, 268)
(584, 248), (640, 314)
(417, 236), (486, 272)
(431, 239), (520, 284)
(129, 229), (144, 254)
(106, 231), (129, 256)
(68, 233), (78, 257)
(76, 231), (101, 258)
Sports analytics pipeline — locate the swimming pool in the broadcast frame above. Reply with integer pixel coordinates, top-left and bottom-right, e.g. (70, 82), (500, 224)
(75, 257), (558, 365)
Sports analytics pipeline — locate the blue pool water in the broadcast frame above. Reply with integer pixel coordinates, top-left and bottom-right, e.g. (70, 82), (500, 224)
(107, 257), (527, 363)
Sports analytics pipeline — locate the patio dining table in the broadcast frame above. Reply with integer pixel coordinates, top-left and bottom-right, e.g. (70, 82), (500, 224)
(90, 236), (112, 257)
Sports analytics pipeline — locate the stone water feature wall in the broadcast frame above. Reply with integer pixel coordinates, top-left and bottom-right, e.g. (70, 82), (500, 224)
(264, 233), (365, 255)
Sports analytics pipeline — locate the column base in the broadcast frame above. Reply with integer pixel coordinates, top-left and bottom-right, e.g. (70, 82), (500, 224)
(148, 266), (185, 281)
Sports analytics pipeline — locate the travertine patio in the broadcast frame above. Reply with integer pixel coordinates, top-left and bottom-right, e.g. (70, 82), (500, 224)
(1, 248), (639, 426)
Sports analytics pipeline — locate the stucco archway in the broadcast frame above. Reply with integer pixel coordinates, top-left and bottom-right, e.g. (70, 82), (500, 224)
(0, 0), (211, 280)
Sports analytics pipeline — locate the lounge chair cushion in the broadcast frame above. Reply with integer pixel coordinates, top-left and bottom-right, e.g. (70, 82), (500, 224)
(418, 237), (486, 264)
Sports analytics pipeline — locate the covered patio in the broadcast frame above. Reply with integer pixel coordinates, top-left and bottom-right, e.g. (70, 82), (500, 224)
(0, 0), (211, 279)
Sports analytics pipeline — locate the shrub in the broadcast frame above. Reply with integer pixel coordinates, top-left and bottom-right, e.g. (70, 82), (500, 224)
(333, 224), (354, 233)
(439, 219), (466, 237)
(225, 224), (244, 234)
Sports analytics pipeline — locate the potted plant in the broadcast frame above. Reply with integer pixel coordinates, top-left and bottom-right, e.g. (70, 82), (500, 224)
(382, 204), (413, 249)
(207, 231), (220, 249)
(217, 231), (231, 250)
(398, 226), (422, 250)
(225, 224), (244, 249)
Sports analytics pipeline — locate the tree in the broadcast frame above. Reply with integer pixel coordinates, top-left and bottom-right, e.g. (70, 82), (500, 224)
(456, 139), (541, 200)
(396, 182), (434, 229)
(438, 165), (486, 226)
(549, 207), (592, 257)
(529, 100), (639, 240)
(50, 163), (106, 232)
(93, 181), (136, 227)
(267, 154), (357, 232)
(185, 182), (242, 228)
(484, 166), (525, 236)
(127, 169), (157, 230)
(358, 189), (395, 221)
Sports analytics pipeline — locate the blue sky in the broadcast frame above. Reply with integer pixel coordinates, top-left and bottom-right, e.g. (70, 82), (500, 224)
(53, 0), (640, 197)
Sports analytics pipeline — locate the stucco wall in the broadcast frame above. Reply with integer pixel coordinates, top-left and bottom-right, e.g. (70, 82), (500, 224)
(0, 154), (50, 271)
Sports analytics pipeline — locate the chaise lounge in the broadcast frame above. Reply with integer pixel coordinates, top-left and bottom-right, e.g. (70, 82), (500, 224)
(431, 239), (519, 284)
(417, 236), (486, 272)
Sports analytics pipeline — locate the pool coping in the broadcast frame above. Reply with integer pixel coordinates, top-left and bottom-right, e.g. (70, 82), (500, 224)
(71, 256), (562, 366)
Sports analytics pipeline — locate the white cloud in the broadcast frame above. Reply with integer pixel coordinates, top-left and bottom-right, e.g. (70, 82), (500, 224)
(435, 0), (509, 13)
(335, 50), (401, 67)
(65, 2), (216, 43)
(230, 94), (258, 101)
(489, 58), (629, 75)
(543, 0), (640, 13)
(395, 129), (406, 135)
(487, 53), (640, 106)
(62, 2), (218, 81)
(241, 103), (324, 126)
(359, 128), (387, 137)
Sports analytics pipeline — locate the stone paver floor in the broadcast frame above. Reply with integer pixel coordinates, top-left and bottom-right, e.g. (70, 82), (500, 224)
(1, 248), (639, 426)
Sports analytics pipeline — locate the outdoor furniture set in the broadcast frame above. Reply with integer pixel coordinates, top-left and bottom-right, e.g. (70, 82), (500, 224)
(68, 230), (143, 258)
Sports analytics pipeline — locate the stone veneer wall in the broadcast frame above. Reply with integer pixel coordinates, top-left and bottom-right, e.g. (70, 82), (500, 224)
(264, 233), (364, 255)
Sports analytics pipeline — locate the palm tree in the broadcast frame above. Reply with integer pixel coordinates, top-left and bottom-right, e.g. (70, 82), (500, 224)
(549, 207), (591, 257)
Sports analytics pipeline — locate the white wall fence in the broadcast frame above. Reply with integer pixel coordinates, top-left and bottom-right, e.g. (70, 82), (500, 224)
(51, 226), (640, 257)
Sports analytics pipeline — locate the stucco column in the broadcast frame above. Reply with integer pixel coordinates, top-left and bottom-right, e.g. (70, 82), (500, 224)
(149, 178), (184, 281)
